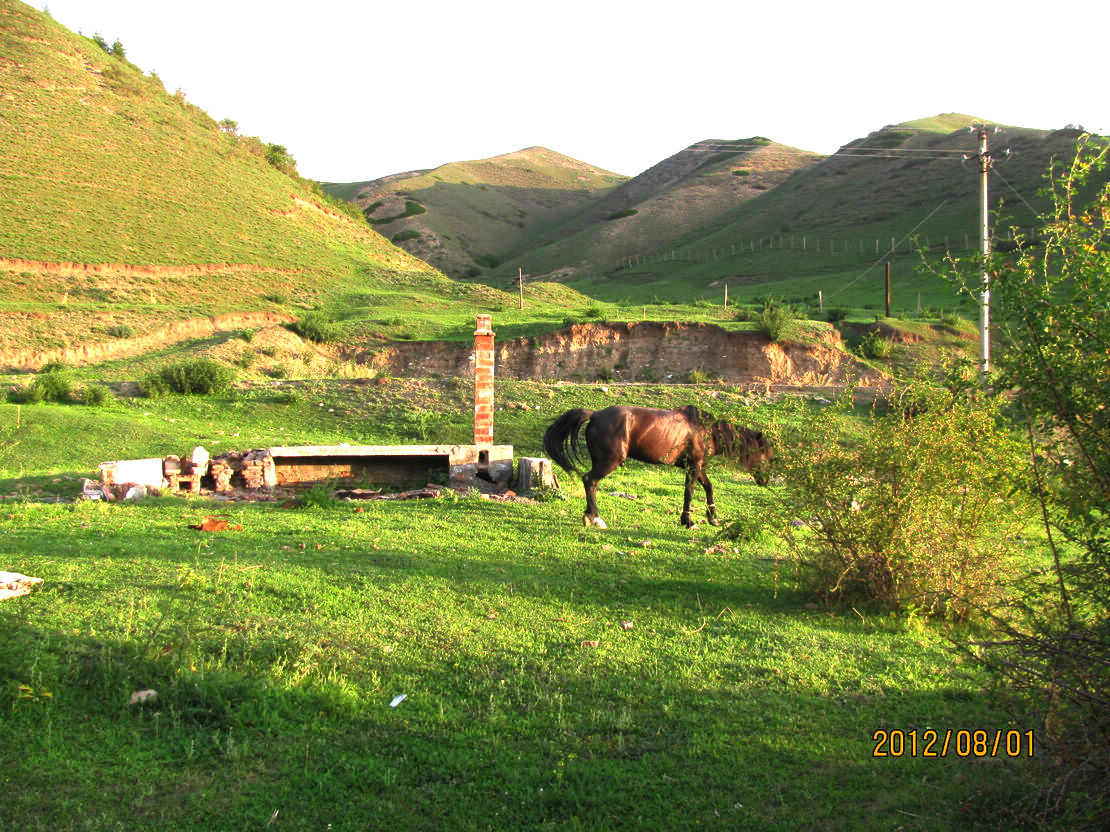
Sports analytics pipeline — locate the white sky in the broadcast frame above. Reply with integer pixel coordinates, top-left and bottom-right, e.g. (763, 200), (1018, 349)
(38, 0), (1109, 183)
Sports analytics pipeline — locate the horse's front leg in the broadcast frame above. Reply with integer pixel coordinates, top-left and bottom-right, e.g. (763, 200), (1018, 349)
(681, 467), (697, 527)
(697, 468), (719, 526)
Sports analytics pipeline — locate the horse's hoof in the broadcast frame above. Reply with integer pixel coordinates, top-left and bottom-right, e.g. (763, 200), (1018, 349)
(584, 516), (607, 529)
(707, 517), (720, 527)
(593, 517), (607, 529)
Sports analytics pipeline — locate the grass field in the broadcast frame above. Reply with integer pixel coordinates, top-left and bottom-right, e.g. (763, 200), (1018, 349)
(0, 382), (1040, 831)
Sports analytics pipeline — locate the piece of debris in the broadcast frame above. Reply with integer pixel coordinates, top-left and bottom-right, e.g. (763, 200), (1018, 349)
(389, 694), (407, 708)
(581, 640), (600, 649)
(332, 488), (383, 500)
(0, 571), (42, 601)
(128, 689), (158, 705)
(189, 516), (242, 532)
(608, 491), (639, 500)
(619, 620), (634, 630)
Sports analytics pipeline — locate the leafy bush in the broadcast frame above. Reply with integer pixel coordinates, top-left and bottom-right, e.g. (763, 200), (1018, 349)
(32, 365), (74, 402)
(106, 323), (135, 338)
(772, 386), (1029, 618)
(391, 230), (421, 243)
(264, 143), (297, 176)
(141, 359), (236, 396)
(755, 299), (794, 342)
(79, 383), (112, 406)
(290, 312), (338, 344)
(857, 330), (894, 359)
(7, 382), (44, 404)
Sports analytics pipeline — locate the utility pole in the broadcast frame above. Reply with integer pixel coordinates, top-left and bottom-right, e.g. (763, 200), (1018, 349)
(885, 261), (892, 318)
(975, 126), (993, 380)
(518, 267), (524, 310)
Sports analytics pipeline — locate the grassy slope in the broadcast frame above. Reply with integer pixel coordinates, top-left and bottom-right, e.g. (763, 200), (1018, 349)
(0, 382), (1037, 831)
(324, 147), (627, 279)
(0, 1), (558, 359)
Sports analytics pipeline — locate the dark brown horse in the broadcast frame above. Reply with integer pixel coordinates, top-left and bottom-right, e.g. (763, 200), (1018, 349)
(543, 405), (772, 529)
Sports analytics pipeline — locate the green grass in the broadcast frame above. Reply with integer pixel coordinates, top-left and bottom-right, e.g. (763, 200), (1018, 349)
(0, 382), (1040, 830)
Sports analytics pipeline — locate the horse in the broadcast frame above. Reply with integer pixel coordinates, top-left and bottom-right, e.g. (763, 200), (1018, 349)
(543, 405), (772, 529)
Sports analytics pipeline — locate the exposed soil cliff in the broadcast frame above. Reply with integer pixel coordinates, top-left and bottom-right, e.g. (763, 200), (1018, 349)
(355, 322), (883, 386)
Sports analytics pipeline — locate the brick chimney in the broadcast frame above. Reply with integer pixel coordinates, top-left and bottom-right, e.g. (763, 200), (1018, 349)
(473, 314), (495, 445)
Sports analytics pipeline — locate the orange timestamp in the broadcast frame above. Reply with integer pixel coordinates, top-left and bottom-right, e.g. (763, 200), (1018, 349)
(872, 728), (1035, 758)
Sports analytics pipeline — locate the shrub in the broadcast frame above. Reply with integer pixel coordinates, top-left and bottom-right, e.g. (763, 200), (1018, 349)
(290, 312), (338, 344)
(687, 367), (714, 384)
(857, 330), (894, 359)
(264, 143), (297, 176)
(106, 323), (135, 339)
(7, 382), (44, 404)
(939, 310), (964, 327)
(772, 386), (1029, 619)
(755, 299), (794, 342)
(79, 383), (112, 406)
(141, 359), (236, 396)
(33, 365), (74, 402)
(391, 230), (421, 243)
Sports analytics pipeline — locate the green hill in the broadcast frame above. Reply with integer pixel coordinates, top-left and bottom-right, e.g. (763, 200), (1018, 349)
(500, 138), (824, 279)
(555, 118), (1105, 316)
(323, 147), (626, 280)
(0, 0), (537, 366)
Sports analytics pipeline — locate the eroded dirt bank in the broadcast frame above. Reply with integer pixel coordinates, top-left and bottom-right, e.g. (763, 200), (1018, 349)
(0, 311), (295, 371)
(354, 321), (883, 386)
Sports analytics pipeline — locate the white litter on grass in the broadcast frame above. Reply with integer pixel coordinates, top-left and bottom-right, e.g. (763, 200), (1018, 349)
(389, 694), (407, 708)
(128, 689), (158, 705)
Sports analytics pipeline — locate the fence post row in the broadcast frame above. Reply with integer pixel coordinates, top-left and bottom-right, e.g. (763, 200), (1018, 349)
(616, 227), (1045, 270)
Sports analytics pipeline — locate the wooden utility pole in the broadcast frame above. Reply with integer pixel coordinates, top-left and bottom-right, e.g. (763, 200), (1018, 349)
(518, 267), (524, 310)
(885, 261), (891, 318)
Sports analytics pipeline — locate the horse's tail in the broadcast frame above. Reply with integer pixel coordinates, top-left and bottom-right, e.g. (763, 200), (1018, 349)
(543, 408), (593, 473)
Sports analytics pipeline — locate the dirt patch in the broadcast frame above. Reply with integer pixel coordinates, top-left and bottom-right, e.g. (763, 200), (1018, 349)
(0, 311), (295, 371)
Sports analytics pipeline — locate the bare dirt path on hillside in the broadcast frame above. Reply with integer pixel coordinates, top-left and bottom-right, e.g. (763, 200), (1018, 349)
(0, 257), (302, 279)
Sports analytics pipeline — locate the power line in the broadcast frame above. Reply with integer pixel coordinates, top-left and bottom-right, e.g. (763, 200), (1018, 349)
(826, 199), (951, 298)
(991, 166), (1042, 218)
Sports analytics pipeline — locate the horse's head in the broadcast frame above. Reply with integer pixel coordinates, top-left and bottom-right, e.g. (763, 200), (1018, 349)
(712, 422), (773, 486)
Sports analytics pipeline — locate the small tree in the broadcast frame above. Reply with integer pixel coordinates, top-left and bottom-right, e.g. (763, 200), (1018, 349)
(264, 143), (297, 176)
(946, 135), (1110, 828)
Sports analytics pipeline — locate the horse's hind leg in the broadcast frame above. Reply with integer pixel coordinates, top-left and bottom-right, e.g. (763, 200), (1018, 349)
(582, 458), (622, 529)
(581, 473), (608, 529)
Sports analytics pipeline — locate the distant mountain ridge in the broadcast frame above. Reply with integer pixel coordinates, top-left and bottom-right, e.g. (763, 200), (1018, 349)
(327, 114), (1103, 307)
(323, 147), (626, 278)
